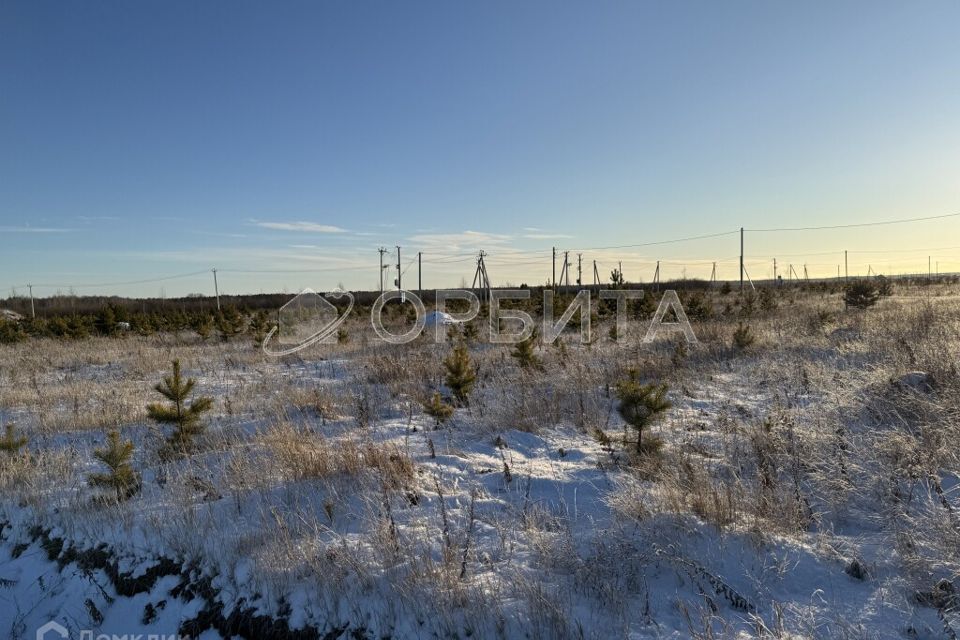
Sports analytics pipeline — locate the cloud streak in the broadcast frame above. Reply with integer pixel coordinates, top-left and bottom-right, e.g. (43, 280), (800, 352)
(523, 233), (572, 240)
(254, 221), (348, 233)
(407, 230), (511, 250)
(0, 226), (71, 233)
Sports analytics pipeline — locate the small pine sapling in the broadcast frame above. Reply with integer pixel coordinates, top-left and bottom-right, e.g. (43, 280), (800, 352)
(875, 275), (893, 297)
(444, 341), (476, 405)
(462, 321), (479, 343)
(0, 423), (27, 455)
(423, 392), (454, 427)
(0, 319), (27, 344)
(216, 306), (245, 341)
(147, 360), (213, 456)
(89, 430), (141, 501)
(615, 370), (672, 455)
(844, 280), (880, 310)
(248, 310), (271, 345)
(671, 340), (688, 367)
(554, 338), (568, 366)
(510, 330), (543, 371)
(193, 314), (214, 340)
(733, 322), (755, 350)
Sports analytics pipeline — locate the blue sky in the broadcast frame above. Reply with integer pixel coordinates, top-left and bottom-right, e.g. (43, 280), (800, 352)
(2, 1), (960, 296)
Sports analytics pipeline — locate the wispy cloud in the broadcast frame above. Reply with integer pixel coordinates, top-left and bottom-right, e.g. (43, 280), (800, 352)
(193, 230), (249, 239)
(76, 215), (120, 223)
(100, 246), (369, 270)
(523, 233), (572, 240)
(0, 225), (71, 233)
(407, 230), (511, 250)
(253, 221), (348, 233)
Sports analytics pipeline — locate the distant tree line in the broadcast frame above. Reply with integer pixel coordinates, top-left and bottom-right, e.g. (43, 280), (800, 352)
(0, 275), (951, 345)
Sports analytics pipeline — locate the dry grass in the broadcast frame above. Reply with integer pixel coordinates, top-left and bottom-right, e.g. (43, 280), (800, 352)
(3, 281), (960, 637)
(260, 420), (416, 488)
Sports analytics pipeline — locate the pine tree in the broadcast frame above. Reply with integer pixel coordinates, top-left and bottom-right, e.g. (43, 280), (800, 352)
(0, 319), (26, 344)
(615, 371), (671, 455)
(875, 275), (893, 297)
(733, 322), (755, 350)
(89, 430), (140, 501)
(423, 392), (454, 427)
(0, 423), (27, 455)
(147, 360), (213, 455)
(461, 320), (479, 343)
(248, 310), (271, 345)
(192, 314), (213, 340)
(610, 268), (625, 286)
(216, 306), (245, 341)
(844, 280), (880, 310)
(444, 341), (476, 405)
(95, 305), (118, 336)
(510, 332), (542, 371)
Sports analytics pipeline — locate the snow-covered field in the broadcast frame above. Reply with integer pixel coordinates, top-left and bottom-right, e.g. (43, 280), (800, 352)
(2, 285), (959, 639)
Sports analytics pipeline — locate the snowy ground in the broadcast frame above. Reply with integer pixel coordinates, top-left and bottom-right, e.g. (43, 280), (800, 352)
(1, 286), (959, 639)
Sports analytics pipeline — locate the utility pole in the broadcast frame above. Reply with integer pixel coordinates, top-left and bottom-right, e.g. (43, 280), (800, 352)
(212, 269), (220, 311)
(710, 262), (716, 284)
(564, 251), (571, 287)
(619, 261), (623, 285)
(653, 261), (660, 292)
(576, 253), (582, 286)
(593, 260), (600, 286)
(929, 256), (932, 279)
(471, 250), (490, 302)
(552, 247), (557, 292)
(804, 264), (809, 281)
(739, 227), (744, 293)
(773, 258), (777, 283)
(28, 284), (35, 319)
(418, 251), (422, 295)
(378, 247), (388, 294)
(396, 246), (402, 302)
(844, 251), (848, 282)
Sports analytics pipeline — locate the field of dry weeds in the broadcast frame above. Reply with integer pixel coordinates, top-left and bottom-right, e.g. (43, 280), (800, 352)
(1, 283), (959, 639)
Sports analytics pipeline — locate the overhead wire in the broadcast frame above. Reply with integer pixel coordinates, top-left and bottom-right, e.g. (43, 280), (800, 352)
(6, 212), (960, 294)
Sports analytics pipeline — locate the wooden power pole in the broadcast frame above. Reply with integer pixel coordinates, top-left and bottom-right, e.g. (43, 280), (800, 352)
(212, 268), (220, 311)
(739, 227), (744, 293)
(378, 247), (388, 294)
(396, 246), (402, 293)
(552, 247), (557, 291)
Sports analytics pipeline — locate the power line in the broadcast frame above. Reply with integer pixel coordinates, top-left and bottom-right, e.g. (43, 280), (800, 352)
(745, 211), (960, 233)
(565, 230), (739, 252)
(12, 269), (212, 290)
(218, 266), (368, 274)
